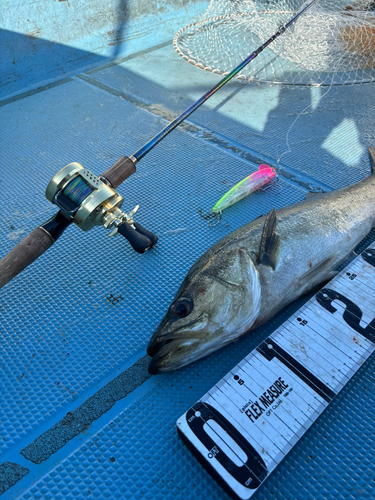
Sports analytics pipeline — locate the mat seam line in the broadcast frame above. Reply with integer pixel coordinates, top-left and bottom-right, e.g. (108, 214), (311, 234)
(0, 79), (74, 107)
(84, 39), (173, 75)
(0, 40), (173, 106)
(74, 73), (334, 193)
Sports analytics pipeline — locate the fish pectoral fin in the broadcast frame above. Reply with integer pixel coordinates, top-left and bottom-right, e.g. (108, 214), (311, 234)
(258, 208), (279, 270)
(368, 146), (375, 174)
(298, 256), (338, 289)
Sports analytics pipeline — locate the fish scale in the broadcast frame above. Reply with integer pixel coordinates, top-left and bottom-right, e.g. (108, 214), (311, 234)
(177, 242), (375, 499)
(148, 152), (375, 374)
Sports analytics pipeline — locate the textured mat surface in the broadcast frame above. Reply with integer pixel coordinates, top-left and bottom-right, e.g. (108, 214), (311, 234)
(90, 44), (375, 190)
(1, 36), (375, 500)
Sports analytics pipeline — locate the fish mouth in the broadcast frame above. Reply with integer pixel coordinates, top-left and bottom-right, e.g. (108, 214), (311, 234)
(147, 329), (233, 375)
(147, 312), (208, 374)
(148, 338), (201, 374)
(147, 312), (205, 355)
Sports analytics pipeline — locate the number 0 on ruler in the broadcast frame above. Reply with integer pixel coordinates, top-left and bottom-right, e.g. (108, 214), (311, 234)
(177, 245), (375, 500)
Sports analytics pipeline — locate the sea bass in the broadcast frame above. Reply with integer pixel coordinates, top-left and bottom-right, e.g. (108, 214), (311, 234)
(147, 148), (375, 374)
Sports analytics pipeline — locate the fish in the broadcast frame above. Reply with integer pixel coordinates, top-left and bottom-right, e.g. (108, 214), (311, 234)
(147, 147), (375, 374)
(212, 164), (277, 213)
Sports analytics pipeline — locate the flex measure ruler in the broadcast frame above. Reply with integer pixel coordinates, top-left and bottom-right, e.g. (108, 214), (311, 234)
(177, 243), (375, 500)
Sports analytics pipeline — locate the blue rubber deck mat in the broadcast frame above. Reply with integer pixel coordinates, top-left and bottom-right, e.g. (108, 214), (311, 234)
(1, 41), (375, 500)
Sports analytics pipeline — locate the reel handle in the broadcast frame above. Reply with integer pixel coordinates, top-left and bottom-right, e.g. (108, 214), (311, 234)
(132, 222), (158, 246)
(118, 222), (158, 254)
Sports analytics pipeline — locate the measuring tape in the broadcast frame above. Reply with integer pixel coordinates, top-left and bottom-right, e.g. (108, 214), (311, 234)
(177, 243), (375, 500)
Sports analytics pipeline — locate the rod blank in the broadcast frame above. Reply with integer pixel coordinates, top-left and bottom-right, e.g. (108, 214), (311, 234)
(132, 0), (319, 162)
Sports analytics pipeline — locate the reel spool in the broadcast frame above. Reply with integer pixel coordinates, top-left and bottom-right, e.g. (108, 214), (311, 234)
(1, 0), (320, 289)
(0, 155), (157, 289)
(45, 162), (158, 253)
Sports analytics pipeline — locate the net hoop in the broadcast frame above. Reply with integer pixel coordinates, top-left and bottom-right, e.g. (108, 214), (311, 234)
(173, 6), (375, 86)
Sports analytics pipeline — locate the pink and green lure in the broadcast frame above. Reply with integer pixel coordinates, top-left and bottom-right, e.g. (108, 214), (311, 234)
(213, 164), (276, 213)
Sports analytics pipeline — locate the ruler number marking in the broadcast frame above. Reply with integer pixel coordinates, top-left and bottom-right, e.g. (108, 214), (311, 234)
(304, 302), (368, 356)
(257, 339), (336, 403)
(178, 245), (375, 500)
(361, 247), (375, 268)
(316, 288), (375, 345)
(291, 310), (358, 364)
(185, 401), (269, 489)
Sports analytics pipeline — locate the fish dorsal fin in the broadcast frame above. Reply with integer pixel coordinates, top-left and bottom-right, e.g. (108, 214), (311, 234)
(368, 146), (375, 174)
(259, 164), (270, 170)
(258, 208), (279, 270)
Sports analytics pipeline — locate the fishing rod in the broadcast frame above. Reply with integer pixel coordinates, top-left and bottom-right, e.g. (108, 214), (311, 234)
(0, 0), (319, 289)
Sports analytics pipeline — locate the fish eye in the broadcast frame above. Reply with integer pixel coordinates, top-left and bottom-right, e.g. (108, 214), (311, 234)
(169, 298), (193, 318)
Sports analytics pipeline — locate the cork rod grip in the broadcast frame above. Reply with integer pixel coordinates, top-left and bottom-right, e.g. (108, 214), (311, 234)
(101, 156), (136, 188)
(0, 228), (54, 289)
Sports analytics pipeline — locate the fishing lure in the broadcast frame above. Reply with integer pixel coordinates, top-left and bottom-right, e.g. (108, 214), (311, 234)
(0, 0), (318, 288)
(212, 164), (277, 213)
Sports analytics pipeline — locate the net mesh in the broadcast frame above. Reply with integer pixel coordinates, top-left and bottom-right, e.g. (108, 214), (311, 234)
(173, 0), (375, 85)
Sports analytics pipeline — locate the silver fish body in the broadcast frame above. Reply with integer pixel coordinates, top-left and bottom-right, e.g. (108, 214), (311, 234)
(148, 157), (375, 374)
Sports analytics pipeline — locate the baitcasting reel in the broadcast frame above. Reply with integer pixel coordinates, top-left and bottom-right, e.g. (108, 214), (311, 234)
(45, 162), (158, 254)
(1, 0), (319, 289)
(0, 154), (158, 289)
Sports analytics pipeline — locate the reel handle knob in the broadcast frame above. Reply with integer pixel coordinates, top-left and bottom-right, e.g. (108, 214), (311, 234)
(132, 222), (158, 247)
(118, 222), (158, 254)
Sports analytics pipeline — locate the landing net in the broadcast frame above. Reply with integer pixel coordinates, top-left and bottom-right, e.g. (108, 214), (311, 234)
(173, 0), (375, 85)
